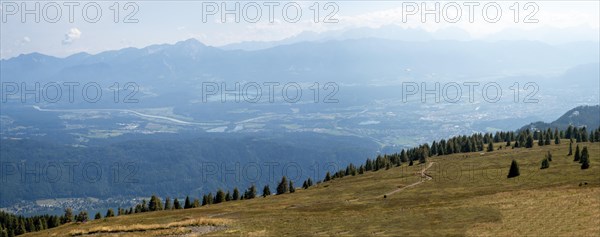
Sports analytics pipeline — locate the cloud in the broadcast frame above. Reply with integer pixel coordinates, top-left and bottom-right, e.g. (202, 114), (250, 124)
(19, 36), (31, 45)
(62, 28), (82, 45)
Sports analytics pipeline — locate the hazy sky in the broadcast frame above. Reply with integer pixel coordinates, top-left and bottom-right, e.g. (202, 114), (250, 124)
(1, 1), (598, 59)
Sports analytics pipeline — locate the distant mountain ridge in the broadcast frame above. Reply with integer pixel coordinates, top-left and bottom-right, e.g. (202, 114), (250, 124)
(220, 25), (600, 51)
(521, 105), (600, 131)
(2, 38), (598, 87)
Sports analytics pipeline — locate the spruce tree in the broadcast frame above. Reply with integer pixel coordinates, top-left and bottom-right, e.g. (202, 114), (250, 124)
(262, 185), (271, 197)
(149, 195), (162, 211)
(192, 199), (200, 208)
(164, 197), (172, 210)
(507, 160), (520, 178)
(202, 195), (209, 206)
(540, 158), (549, 169)
(581, 147), (590, 169)
(173, 198), (181, 209)
(215, 189), (226, 204)
(141, 200), (148, 212)
(418, 151), (427, 164)
(568, 141), (573, 156)
(324, 172), (331, 182)
(105, 208), (114, 218)
(400, 150), (408, 162)
(574, 145), (581, 162)
(245, 185), (257, 199)
(487, 142), (494, 152)
(37, 218), (46, 230)
(184, 196), (191, 209)
(207, 193), (213, 204)
(225, 191), (232, 201)
(544, 133), (551, 145)
(277, 176), (289, 195)
(526, 134), (534, 148)
(75, 211), (88, 223)
(233, 188), (240, 200)
(63, 208), (73, 223)
(289, 180), (295, 193)
(94, 212), (102, 220)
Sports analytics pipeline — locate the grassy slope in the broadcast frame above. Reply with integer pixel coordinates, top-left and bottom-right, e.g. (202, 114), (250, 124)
(26, 141), (600, 236)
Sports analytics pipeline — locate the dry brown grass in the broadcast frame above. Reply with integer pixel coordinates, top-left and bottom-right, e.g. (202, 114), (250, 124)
(67, 217), (229, 236)
(466, 186), (600, 237)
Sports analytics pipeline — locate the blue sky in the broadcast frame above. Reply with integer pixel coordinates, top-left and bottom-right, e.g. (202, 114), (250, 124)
(1, 1), (598, 59)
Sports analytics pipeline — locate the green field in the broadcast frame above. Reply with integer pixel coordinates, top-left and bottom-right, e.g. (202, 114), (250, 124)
(26, 141), (600, 236)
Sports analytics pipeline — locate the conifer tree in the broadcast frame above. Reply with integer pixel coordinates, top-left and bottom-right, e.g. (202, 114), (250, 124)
(75, 211), (88, 223)
(507, 160), (520, 178)
(540, 158), (549, 169)
(289, 180), (296, 193)
(202, 194), (210, 206)
(324, 172), (331, 182)
(245, 185), (257, 199)
(233, 188), (240, 200)
(581, 146), (590, 169)
(215, 189), (226, 204)
(579, 146), (588, 164)
(400, 150), (408, 162)
(526, 134), (534, 148)
(173, 198), (181, 209)
(94, 212), (102, 220)
(568, 141), (573, 156)
(37, 218), (46, 230)
(63, 208), (73, 223)
(202, 195), (209, 206)
(277, 176), (289, 195)
(105, 208), (114, 218)
(184, 196), (192, 209)
(207, 193), (213, 204)
(164, 197), (172, 210)
(141, 200), (148, 212)
(574, 145), (581, 162)
(192, 199), (200, 208)
(487, 142), (494, 152)
(149, 195), (163, 211)
(262, 185), (271, 197)
(225, 191), (232, 201)
(418, 151), (427, 164)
